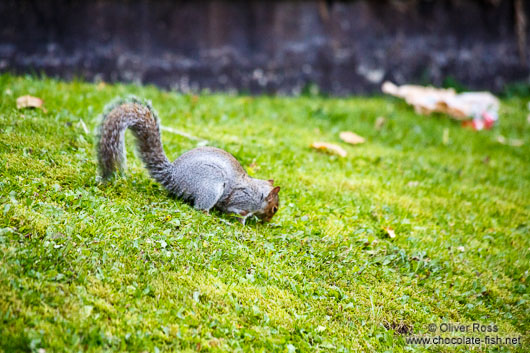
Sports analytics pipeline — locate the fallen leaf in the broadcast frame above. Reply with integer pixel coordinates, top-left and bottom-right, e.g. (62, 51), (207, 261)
(310, 142), (347, 157)
(16, 95), (45, 111)
(339, 131), (365, 145)
(375, 116), (386, 130)
(384, 227), (396, 238)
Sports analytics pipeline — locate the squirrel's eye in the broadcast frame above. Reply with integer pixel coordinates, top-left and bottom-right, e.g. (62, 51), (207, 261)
(272, 206), (278, 213)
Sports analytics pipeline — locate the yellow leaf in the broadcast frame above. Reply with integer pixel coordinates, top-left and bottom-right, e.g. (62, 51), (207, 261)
(384, 227), (396, 238)
(310, 142), (347, 157)
(16, 95), (45, 111)
(339, 131), (365, 145)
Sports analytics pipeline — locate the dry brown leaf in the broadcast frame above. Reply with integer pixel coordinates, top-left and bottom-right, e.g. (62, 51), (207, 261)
(384, 226), (396, 238)
(16, 95), (46, 111)
(339, 131), (365, 145)
(310, 142), (347, 157)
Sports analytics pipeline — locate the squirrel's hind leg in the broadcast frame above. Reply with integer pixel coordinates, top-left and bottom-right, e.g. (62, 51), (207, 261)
(192, 182), (224, 212)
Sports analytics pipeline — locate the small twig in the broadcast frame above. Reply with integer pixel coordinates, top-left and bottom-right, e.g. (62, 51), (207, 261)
(78, 118), (89, 134)
(160, 125), (208, 143)
(515, 0), (527, 66)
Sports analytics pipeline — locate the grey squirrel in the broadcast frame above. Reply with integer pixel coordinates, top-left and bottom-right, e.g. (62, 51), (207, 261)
(96, 97), (280, 224)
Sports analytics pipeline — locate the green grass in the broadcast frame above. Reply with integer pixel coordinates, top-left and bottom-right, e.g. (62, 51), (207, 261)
(0, 74), (529, 352)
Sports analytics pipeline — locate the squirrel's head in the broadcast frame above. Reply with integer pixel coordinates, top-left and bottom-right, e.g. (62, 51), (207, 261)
(256, 179), (280, 222)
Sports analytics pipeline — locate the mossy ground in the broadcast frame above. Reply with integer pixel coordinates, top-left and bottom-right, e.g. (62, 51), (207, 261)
(0, 75), (529, 352)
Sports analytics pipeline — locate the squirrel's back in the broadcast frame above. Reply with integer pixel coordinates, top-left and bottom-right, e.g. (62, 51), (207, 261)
(171, 146), (247, 201)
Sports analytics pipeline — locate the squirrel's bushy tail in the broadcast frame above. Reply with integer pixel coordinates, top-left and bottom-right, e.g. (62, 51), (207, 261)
(97, 97), (174, 187)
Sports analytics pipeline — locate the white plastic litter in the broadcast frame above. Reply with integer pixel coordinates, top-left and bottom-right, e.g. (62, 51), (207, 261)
(382, 81), (500, 130)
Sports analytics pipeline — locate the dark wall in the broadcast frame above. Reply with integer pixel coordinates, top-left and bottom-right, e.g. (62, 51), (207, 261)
(0, 0), (528, 94)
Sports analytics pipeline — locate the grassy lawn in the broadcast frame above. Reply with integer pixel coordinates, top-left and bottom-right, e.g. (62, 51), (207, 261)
(0, 74), (529, 352)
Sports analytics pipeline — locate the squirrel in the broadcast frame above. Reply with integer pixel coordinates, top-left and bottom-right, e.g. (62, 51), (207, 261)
(96, 97), (280, 224)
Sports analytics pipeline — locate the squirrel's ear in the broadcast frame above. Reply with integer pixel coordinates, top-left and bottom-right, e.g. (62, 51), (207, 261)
(268, 179), (274, 185)
(266, 186), (280, 201)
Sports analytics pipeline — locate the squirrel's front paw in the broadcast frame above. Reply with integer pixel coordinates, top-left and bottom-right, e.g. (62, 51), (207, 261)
(237, 211), (252, 225)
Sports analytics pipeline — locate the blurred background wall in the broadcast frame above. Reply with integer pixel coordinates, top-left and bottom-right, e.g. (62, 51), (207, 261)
(0, 0), (528, 95)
